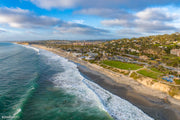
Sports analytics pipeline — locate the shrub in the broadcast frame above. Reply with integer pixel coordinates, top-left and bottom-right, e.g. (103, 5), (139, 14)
(168, 87), (180, 97)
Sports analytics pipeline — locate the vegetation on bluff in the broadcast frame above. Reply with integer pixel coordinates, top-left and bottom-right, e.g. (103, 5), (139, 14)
(18, 33), (180, 95)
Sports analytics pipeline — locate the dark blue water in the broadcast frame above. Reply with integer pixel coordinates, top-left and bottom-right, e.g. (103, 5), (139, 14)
(0, 43), (113, 120)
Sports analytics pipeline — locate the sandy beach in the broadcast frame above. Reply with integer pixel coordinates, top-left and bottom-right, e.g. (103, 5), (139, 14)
(31, 44), (180, 120)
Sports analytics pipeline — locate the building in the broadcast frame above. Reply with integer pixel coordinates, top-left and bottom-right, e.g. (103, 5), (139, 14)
(87, 52), (98, 57)
(72, 53), (82, 57)
(85, 52), (98, 60)
(170, 49), (180, 57)
(85, 56), (95, 60)
(139, 55), (149, 60)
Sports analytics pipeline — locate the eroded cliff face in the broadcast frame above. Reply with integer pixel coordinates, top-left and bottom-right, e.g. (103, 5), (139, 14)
(174, 95), (180, 100)
(137, 77), (170, 93)
(16, 42), (29, 45)
(151, 83), (170, 93)
(137, 77), (180, 100)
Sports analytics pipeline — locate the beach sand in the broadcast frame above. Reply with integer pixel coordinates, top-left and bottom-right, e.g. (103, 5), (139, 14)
(78, 64), (180, 120)
(31, 44), (180, 120)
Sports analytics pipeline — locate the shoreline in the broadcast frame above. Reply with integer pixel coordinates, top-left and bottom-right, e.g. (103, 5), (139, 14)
(30, 44), (180, 120)
(78, 65), (180, 120)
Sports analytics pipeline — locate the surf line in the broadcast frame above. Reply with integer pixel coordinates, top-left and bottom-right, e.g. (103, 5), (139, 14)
(81, 78), (114, 118)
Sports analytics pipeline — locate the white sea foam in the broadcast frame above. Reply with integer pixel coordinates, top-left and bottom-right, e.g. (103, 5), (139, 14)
(40, 49), (153, 120)
(21, 45), (39, 54)
(40, 49), (105, 110)
(83, 79), (153, 120)
(13, 108), (21, 116)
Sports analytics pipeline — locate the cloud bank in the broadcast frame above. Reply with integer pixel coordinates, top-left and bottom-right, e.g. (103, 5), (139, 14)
(0, 7), (109, 36)
(29, 0), (179, 37)
(1, 0), (180, 40)
(0, 7), (60, 28)
(101, 7), (179, 34)
(30, 0), (180, 10)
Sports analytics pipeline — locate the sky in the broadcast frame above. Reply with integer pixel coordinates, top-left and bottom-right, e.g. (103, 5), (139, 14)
(0, 0), (180, 41)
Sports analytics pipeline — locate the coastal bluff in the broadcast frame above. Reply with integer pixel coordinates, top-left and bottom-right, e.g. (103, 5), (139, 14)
(22, 44), (180, 104)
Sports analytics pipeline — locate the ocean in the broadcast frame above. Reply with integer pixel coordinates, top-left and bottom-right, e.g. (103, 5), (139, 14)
(0, 43), (153, 120)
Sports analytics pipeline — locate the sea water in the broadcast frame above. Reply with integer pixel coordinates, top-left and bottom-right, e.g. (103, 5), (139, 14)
(0, 43), (153, 120)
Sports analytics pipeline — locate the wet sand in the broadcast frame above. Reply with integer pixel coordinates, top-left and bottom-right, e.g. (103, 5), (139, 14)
(77, 65), (180, 120)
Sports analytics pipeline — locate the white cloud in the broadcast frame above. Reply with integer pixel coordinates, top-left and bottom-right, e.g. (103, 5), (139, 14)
(29, 0), (180, 10)
(0, 7), (60, 28)
(0, 27), (6, 33)
(75, 8), (133, 19)
(30, 0), (79, 9)
(101, 7), (180, 34)
(136, 7), (175, 21)
(101, 19), (134, 27)
(0, 7), (109, 37)
(134, 19), (176, 33)
(30, 0), (122, 9)
(55, 22), (109, 35)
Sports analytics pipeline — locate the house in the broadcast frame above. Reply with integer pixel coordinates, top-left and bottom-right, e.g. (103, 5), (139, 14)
(139, 55), (149, 60)
(128, 48), (139, 53)
(87, 52), (98, 57)
(72, 53), (82, 57)
(85, 56), (95, 60)
(170, 49), (180, 57)
(162, 76), (174, 83)
(85, 52), (98, 60)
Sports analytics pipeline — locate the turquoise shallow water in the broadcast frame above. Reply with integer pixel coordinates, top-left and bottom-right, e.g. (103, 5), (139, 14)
(0, 43), (112, 120)
(0, 43), (153, 120)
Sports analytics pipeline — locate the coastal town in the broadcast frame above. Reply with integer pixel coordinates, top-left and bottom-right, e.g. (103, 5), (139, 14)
(18, 33), (180, 99)
(2, 0), (180, 119)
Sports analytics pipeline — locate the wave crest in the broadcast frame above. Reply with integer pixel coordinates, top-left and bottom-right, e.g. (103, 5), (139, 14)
(21, 45), (39, 54)
(40, 49), (153, 120)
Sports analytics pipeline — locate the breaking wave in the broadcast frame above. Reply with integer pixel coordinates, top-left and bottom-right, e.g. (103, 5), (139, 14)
(39, 48), (153, 120)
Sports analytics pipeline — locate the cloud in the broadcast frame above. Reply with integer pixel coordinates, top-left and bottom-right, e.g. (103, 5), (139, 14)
(30, 0), (79, 9)
(0, 7), (109, 36)
(134, 7), (178, 32)
(101, 19), (134, 27)
(134, 20), (176, 33)
(101, 7), (178, 33)
(29, 0), (180, 10)
(28, 0), (180, 37)
(136, 7), (175, 21)
(55, 22), (109, 35)
(0, 7), (60, 28)
(30, 0), (122, 9)
(74, 8), (134, 19)
(0, 29), (6, 33)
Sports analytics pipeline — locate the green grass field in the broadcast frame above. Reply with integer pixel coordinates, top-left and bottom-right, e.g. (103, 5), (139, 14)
(150, 67), (162, 73)
(102, 60), (143, 70)
(137, 69), (163, 79)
